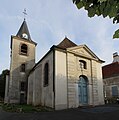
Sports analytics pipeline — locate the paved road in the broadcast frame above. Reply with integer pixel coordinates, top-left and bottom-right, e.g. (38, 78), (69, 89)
(0, 104), (119, 120)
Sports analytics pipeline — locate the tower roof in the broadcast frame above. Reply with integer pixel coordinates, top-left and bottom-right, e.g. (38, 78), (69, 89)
(16, 19), (31, 40)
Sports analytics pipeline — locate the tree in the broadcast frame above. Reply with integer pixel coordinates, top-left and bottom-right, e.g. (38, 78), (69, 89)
(0, 69), (9, 99)
(73, 0), (119, 38)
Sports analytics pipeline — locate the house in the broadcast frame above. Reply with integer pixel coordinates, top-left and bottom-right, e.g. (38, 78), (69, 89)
(5, 19), (104, 110)
(102, 52), (119, 99)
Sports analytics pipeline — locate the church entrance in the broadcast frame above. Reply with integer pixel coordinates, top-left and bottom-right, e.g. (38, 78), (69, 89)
(78, 75), (88, 105)
(20, 93), (25, 104)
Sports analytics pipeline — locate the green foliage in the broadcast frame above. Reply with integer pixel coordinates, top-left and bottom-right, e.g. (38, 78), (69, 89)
(0, 69), (9, 98)
(2, 104), (34, 113)
(105, 96), (118, 104)
(113, 29), (119, 38)
(73, 0), (119, 38)
(1, 103), (53, 113)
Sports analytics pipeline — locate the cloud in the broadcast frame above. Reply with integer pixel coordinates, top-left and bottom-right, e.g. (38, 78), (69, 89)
(0, 0), (119, 73)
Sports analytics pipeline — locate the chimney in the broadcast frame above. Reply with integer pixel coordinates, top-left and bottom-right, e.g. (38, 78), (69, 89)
(113, 52), (119, 62)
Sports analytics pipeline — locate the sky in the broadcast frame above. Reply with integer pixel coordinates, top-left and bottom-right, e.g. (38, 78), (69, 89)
(0, 0), (119, 73)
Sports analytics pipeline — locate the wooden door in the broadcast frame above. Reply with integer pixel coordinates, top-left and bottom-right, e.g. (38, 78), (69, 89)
(78, 76), (88, 105)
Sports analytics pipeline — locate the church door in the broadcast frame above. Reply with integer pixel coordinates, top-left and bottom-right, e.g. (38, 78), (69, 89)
(20, 93), (25, 104)
(78, 76), (88, 105)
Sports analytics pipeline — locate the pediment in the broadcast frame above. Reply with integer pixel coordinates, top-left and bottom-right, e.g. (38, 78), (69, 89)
(67, 44), (102, 61)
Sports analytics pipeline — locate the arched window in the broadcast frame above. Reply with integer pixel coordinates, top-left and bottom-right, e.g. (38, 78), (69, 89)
(20, 82), (26, 91)
(20, 44), (28, 55)
(79, 60), (87, 69)
(44, 63), (49, 86)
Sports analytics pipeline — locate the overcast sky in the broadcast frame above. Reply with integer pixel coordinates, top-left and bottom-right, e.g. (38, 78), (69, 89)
(0, 0), (119, 73)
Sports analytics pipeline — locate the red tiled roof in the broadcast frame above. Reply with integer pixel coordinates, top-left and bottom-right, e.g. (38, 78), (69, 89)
(102, 62), (119, 79)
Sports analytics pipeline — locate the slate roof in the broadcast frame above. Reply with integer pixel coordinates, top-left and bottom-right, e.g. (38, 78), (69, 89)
(57, 37), (77, 49)
(16, 19), (31, 40)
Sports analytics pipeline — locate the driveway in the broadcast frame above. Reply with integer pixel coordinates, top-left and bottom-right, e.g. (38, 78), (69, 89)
(0, 104), (119, 120)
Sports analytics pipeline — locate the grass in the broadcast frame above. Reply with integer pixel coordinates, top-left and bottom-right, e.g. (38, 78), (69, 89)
(0, 103), (53, 113)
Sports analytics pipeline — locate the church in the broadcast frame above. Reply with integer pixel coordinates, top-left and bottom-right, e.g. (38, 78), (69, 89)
(4, 19), (104, 110)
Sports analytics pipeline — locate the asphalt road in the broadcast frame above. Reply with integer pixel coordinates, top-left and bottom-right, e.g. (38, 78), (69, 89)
(1, 104), (119, 120)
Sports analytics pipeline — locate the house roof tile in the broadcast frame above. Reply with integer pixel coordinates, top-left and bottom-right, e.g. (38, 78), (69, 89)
(57, 37), (77, 49)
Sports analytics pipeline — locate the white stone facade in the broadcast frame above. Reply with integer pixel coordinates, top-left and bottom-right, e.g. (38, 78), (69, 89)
(27, 45), (104, 110)
(27, 51), (54, 108)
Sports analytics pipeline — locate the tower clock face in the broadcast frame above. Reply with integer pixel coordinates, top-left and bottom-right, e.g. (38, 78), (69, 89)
(22, 33), (28, 39)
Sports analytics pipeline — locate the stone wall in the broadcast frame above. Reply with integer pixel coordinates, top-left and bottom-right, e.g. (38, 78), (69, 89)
(27, 71), (34, 104)
(27, 51), (54, 108)
(67, 51), (104, 107)
(104, 76), (119, 98)
(9, 36), (36, 103)
(67, 53), (76, 108)
(55, 50), (67, 110)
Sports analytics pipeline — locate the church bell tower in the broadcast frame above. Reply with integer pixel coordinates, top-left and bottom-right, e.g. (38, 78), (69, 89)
(8, 19), (37, 104)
